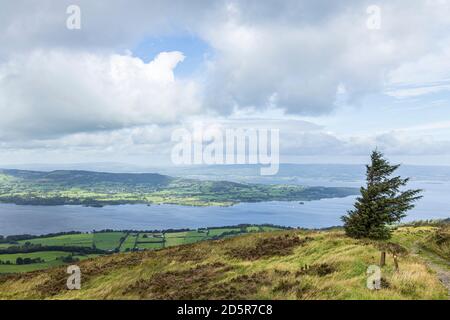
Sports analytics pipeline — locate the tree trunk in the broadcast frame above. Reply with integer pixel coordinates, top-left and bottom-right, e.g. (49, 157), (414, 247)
(380, 251), (386, 267)
(393, 254), (399, 271)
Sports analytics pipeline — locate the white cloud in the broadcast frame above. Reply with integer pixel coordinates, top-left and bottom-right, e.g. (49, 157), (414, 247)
(280, 130), (450, 157)
(386, 42), (450, 98)
(0, 50), (201, 140)
(198, 0), (450, 114)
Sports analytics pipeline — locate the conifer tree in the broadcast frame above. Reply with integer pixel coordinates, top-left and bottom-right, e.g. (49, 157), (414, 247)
(342, 150), (422, 241)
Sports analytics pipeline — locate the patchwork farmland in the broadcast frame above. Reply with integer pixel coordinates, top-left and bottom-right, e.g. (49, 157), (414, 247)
(0, 225), (287, 274)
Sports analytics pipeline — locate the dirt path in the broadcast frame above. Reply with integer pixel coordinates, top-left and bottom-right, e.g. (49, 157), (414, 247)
(411, 244), (450, 299)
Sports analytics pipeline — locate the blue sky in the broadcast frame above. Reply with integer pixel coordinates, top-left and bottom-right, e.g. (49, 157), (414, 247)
(132, 35), (211, 77)
(0, 0), (450, 167)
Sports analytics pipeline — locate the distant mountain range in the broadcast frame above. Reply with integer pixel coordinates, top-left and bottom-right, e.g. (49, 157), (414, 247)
(1, 169), (173, 186)
(155, 164), (450, 186)
(2, 163), (450, 183)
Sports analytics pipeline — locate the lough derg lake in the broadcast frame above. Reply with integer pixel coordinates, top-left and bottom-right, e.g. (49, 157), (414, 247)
(0, 180), (449, 236)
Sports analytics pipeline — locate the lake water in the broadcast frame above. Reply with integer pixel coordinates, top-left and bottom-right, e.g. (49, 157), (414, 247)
(0, 180), (449, 235)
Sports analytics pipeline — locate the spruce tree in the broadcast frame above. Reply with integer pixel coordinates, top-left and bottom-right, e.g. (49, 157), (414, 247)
(342, 150), (422, 240)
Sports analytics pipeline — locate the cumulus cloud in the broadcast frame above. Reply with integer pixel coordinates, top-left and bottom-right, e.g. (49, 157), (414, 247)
(0, 50), (201, 140)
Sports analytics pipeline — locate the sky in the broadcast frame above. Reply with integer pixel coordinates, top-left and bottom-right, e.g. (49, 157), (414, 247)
(1, 0), (450, 167)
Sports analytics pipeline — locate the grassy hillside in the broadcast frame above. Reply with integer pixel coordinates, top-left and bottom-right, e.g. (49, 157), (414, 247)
(0, 225), (448, 300)
(420, 224), (450, 261)
(0, 169), (358, 207)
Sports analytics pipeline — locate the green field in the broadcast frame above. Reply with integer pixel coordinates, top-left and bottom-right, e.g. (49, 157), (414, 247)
(168, 237), (206, 247)
(208, 228), (242, 237)
(18, 233), (93, 247)
(0, 251), (99, 273)
(0, 243), (15, 249)
(165, 237), (190, 247)
(260, 226), (283, 232)
(93, 232), (126, 251)
(135, 242), (164, 250)
(137, 233), (164, 242)
(245, 226), (262, 232)
(165, 230), (206, 238)
(0, 251), (69, 263)
(0, 260), (63, 273)
(120, 233), (138, 252)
